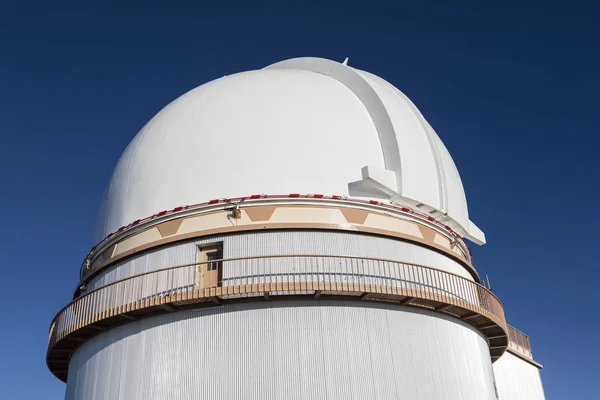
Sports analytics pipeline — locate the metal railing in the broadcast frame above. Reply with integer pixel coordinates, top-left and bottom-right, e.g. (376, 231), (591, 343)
(49, 255), (506, 351)
(507, 325), (532, 352)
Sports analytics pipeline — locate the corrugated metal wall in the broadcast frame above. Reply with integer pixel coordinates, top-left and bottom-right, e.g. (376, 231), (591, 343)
(493, 351), (545, 400)
(65, 300), (497, 400)
(87, 230), (474, 290)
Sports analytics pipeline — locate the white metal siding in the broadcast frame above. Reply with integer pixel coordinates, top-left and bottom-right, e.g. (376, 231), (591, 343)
(65, 300), (497, 400)
(493, 351), (545, 400)
(87, 230), (474, 291)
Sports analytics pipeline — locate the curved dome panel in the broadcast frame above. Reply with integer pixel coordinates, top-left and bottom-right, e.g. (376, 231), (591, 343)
(96, 57), (484, 244)
(96, 68), (385, 240)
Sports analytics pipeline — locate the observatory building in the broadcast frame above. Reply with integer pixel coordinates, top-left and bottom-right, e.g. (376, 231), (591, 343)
(47, 57), (545, 399)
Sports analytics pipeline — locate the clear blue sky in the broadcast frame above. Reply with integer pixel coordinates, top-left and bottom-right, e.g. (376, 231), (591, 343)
(1, 1), (598, 399)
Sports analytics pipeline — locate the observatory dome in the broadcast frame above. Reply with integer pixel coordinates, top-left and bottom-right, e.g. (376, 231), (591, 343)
(96, 57), (484, 244)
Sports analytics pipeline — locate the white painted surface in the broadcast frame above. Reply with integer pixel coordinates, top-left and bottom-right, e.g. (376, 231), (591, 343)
(86, 230), (475, 291)
(494, 351), (545, 400)
(65, 300), (498, 400)
(96, 57), (484, 244)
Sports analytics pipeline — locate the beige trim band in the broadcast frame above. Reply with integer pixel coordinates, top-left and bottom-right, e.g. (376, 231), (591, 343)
(84, 202), (477, 283)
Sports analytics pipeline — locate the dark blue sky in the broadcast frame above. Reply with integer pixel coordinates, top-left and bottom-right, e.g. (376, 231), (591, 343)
(1, 1), (598, 398)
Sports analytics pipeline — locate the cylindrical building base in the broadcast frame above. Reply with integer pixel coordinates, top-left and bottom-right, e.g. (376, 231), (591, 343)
(66, 300), (497, 400)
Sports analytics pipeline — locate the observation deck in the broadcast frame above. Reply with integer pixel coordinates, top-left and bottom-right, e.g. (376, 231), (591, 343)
(47, 254), (508, 382)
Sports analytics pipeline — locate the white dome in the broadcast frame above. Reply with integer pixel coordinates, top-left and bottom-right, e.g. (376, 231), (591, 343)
(96, 57), (485, 244)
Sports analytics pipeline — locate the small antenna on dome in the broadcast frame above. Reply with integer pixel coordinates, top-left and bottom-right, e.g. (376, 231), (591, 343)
(342, 57), (349, 66)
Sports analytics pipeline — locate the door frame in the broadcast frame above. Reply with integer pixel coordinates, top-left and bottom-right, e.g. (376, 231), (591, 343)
(197, 244), (223, 289)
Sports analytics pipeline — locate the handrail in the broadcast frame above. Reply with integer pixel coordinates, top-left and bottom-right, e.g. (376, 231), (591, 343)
(70, 254), (499, 313)
(52, 255), (503, 342)
(507, 325), (532, 352)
